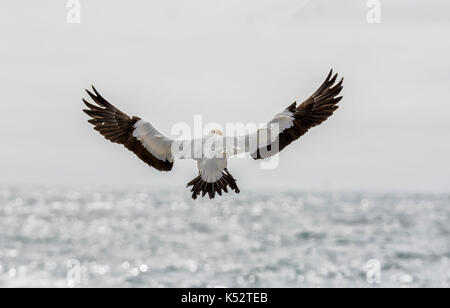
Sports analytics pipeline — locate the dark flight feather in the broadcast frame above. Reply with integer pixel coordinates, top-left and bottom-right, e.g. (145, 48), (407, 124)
(82, 86), (173, 172)
(252, 70), (343, 159)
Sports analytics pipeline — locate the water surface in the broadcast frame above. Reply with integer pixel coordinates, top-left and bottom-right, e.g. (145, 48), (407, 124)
(0, 187), (449, 287)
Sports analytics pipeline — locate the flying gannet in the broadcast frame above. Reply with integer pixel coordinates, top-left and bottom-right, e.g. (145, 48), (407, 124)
(82, 70), (343, 199)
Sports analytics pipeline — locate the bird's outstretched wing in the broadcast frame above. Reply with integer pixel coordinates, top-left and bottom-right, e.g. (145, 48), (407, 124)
(82, 87), (174, 171)
(242, 70), (343, 159)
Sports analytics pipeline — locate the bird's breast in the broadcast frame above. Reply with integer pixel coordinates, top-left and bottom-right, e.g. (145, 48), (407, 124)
(197, 158), (227, 183)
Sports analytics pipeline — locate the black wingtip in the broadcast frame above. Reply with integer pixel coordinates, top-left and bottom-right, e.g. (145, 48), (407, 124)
(92, 85), (100, 96)
(85, 88), (96, 100)
(82, 98), (90, 107)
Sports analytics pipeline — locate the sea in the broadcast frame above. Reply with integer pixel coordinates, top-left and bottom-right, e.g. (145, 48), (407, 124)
(0, 186), (449, 288)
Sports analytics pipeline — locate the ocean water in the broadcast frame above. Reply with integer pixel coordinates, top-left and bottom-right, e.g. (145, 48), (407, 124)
(0, 186), (449, 288)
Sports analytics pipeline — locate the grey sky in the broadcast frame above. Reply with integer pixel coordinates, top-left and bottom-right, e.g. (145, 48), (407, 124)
(1, 1), (449, 192)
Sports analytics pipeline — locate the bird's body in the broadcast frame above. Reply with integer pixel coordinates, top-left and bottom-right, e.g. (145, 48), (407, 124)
(83, 70), (344, 199)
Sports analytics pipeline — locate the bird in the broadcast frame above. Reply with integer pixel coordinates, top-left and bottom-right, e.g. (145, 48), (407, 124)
(82, 70), (343, 200)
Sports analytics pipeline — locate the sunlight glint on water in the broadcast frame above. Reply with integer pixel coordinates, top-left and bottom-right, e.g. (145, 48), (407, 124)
(0, 187), (449, 287)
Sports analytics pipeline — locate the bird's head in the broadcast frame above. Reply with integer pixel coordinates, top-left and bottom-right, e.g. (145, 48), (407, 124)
(210, 129), (223, 136)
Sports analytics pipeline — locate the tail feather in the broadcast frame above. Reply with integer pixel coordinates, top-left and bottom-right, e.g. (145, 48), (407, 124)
(186, 168), (240, 200)
(223, 170), (240, 194)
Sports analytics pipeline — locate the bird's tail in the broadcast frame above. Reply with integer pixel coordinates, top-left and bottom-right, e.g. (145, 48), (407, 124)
(186, 169), (240, 200)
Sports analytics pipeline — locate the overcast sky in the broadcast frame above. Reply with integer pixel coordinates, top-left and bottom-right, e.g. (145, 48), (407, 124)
(1, 0), (449, 192)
